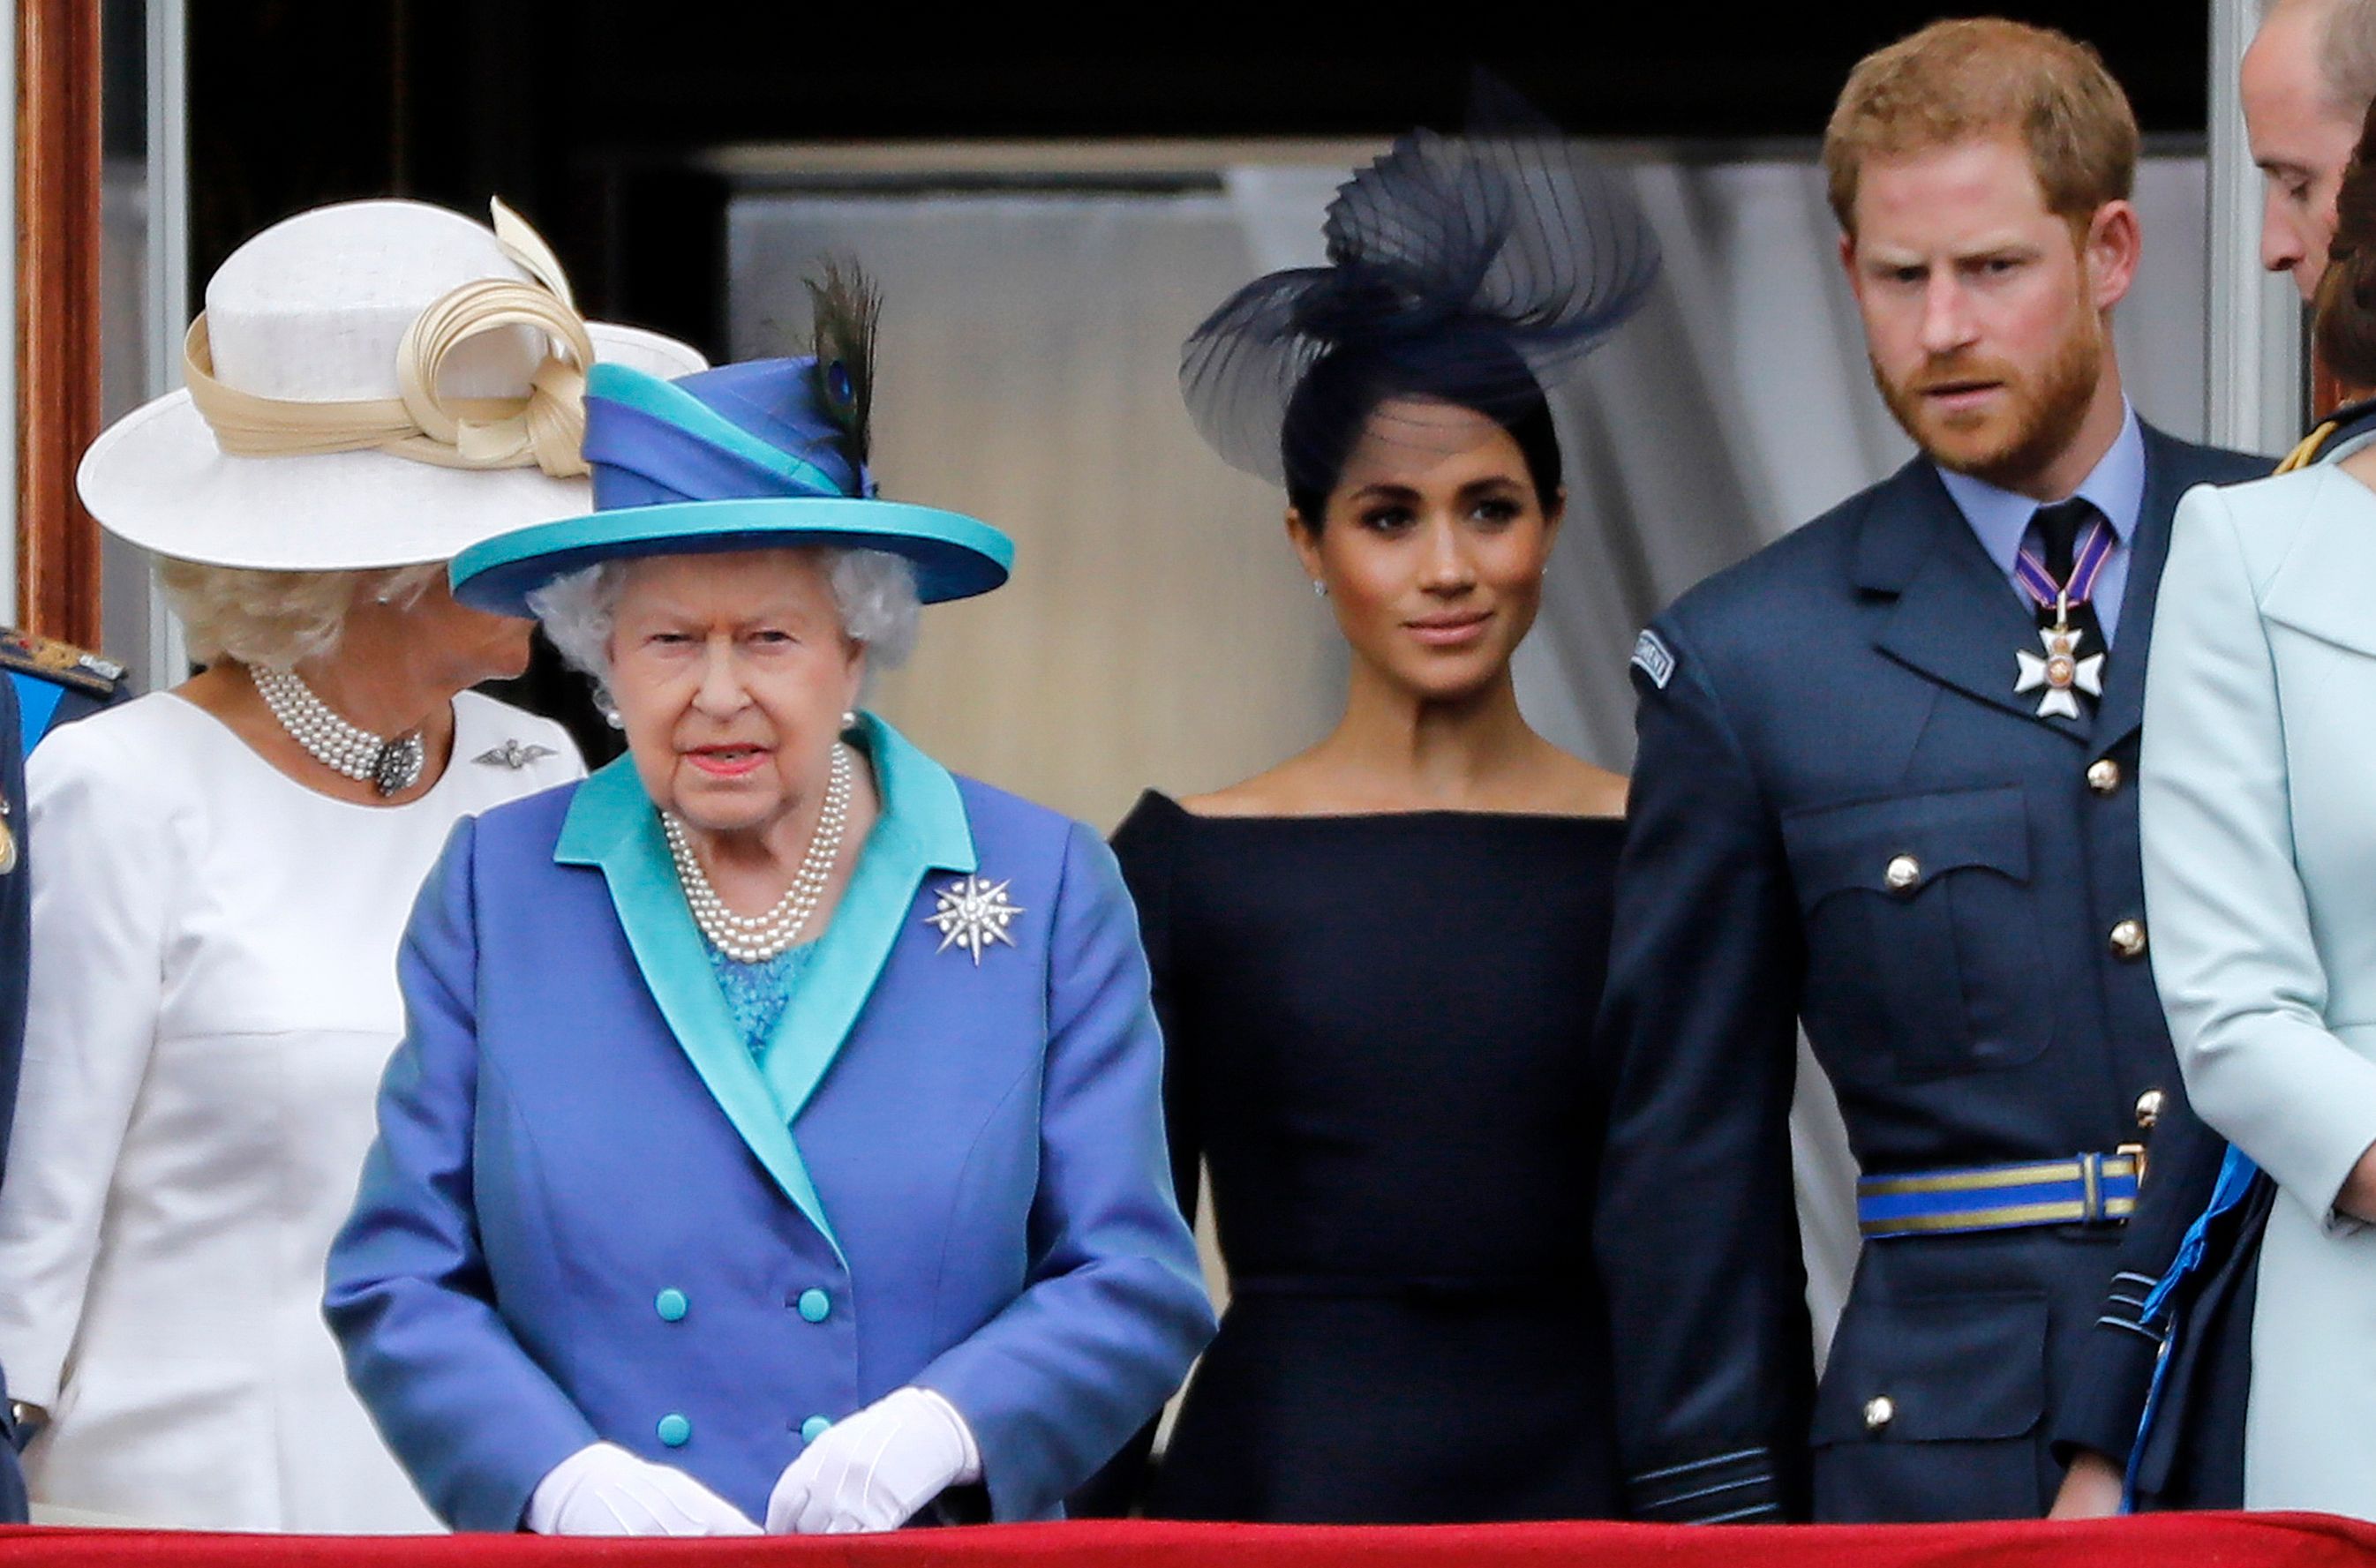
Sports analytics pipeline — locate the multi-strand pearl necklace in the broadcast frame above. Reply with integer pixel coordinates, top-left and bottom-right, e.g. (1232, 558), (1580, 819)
(663, 743), (853, 963)
(253, 665), (425, 796)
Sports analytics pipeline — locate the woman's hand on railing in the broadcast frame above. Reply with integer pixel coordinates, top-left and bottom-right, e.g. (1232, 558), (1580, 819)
(524, 1442), (760, 1535)
(767, 1386), (981, 1534)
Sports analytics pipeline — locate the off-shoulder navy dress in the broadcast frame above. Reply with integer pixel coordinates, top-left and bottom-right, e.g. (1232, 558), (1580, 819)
(1114, 791), (1626, 1523)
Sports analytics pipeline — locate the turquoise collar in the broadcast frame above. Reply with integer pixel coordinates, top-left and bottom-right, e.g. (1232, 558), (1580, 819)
(556, 711), (975, 1255)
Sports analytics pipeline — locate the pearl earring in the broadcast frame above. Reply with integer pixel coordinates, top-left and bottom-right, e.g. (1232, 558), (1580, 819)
(1312, 580), (1328, 598)
(603, 709), (624, 731)
(841, 709), (858, 731)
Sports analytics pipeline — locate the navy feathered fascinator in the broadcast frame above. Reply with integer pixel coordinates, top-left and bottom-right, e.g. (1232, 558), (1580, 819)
(1181, 83), (1661, 485)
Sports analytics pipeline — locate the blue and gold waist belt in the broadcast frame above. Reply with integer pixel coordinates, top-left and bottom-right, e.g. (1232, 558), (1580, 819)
(1857, 1152), (2139, 1238)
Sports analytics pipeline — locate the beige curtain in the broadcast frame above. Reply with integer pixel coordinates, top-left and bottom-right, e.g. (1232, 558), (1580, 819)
(728, 191), (1343, 835)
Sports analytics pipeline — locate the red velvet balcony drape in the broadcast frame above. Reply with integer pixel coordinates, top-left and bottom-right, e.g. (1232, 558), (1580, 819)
(1, 1513), (2372, 1567)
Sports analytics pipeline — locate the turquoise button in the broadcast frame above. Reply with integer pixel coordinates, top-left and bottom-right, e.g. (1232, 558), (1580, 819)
(654, 1288), (688, 1323)
(800, 1415), (831, 1444)
(797, 1288), (831, 1324)
(657, 1414), (691, 1447)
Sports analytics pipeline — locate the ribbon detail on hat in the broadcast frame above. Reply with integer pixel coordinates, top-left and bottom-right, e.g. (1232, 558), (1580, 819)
(182, 199), (597, 477)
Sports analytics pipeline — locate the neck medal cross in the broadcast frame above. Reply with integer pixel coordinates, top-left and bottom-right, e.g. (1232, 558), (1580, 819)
(922, 874), (1025, 964)
(2014, 596), (2104, 721)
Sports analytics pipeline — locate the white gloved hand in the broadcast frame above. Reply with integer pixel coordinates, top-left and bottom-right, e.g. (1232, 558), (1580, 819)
(525, 1441), (762, 1536)
(765, 1386), (982, 1534)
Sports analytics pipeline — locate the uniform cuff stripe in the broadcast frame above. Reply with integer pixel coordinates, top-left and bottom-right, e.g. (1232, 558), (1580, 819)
(1629, 1448), (1779, 1523)
(1632, 1447), (1763, 1483)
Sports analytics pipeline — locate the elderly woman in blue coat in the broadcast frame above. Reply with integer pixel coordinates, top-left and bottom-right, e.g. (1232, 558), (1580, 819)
(325, 277), (1214, 1536)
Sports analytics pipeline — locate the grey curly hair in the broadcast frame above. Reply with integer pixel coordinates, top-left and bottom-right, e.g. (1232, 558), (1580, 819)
(528, 546), (921, 705)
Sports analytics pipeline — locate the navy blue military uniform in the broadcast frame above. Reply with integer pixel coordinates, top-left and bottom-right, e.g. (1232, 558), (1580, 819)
(0, 633), (125, 1519)
(1594, 425), (2262, 1524)
(2055, 396), (2376, 1511)
(2052, 1093), (2256, 1509)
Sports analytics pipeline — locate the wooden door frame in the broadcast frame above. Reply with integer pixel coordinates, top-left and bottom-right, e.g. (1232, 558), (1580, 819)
(15, 0), (102, 643)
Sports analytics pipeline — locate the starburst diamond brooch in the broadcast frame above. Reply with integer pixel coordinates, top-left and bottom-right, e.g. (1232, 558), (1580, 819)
(922, 874), (1025, 964)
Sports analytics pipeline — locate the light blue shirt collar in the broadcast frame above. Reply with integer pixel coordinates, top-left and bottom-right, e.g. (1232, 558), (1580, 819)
(1935, 401), (2146, 574)
(1933, 401), (2146, 645)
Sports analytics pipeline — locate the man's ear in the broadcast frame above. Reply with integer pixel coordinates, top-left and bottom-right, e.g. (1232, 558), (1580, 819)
(2085, 199), (2142, 313)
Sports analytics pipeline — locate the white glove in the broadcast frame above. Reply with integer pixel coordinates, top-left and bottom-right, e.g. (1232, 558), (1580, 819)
(765, 1386), (982, 1534)
(525, 1441), (762, 1536)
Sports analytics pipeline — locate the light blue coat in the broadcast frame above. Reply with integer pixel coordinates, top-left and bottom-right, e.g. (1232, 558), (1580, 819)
(2142, 467), (2376, 1517)
(325, 716), (1214, 1530)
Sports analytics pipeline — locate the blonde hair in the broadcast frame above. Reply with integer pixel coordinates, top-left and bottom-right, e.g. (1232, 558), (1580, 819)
(154, 559), (445, 669)
(1823, 18), (2139, 235)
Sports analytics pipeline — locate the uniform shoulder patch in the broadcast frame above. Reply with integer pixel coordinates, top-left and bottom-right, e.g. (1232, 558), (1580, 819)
(1630, 628), (1677, 690)
(0, 629), (127, 699)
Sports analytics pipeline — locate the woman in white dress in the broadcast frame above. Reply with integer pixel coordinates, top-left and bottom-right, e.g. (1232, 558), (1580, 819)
(2139, 105), (2376, 1521)
(0, 199), (701, 1531)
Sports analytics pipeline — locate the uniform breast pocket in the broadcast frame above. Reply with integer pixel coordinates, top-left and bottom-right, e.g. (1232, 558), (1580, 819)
(1782, 784), (2047, 1086)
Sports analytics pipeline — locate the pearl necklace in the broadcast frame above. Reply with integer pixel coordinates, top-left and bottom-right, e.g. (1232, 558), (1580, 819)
(253, 665), (425, 796)
(664, 743), (853, 963)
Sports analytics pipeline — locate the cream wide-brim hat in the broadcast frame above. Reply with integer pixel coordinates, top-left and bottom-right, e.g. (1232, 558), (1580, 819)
(77, 199), (708, 572)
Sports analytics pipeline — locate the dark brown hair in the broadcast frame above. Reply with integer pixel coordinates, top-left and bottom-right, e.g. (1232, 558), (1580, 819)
(2317, 94), (2376, 388)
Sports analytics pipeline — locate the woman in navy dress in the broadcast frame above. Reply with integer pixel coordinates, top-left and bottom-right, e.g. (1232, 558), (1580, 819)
(1117, 107), (1660, 1524)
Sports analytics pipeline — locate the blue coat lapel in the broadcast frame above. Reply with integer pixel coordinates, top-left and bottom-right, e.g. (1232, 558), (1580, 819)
(1859, 461), (2088, 744)
(2090, 424), (2244, 751)
(756, 713), (976, 1128)
(552, 713), (977, 1261)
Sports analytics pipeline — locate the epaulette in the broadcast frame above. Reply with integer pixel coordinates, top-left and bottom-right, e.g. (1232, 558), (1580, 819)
(2279, 394), (2376, 473)
(0, 629), (127, 700)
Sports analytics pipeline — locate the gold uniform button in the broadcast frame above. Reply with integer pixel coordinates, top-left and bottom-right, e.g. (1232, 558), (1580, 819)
(2135, 1089), (2166, 1129)
(1864, 1396), (1896, 1431)
(2109, 919), (2147, 960)
(2087, 758), (2122, 796)
(1884, 855), (1921, 894)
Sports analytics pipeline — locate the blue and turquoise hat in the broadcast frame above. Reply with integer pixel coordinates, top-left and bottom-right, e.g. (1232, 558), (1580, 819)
(450, 356), (1013, 615)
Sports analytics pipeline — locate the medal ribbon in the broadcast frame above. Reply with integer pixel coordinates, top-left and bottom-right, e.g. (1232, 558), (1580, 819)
(2012, 517), (2115, 613)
